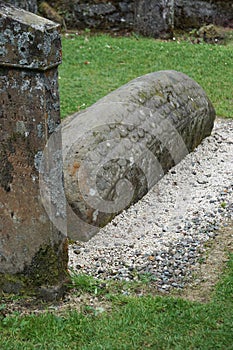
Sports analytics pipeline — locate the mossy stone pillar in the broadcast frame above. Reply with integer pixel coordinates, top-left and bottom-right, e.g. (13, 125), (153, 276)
(0, 4), (68, 300)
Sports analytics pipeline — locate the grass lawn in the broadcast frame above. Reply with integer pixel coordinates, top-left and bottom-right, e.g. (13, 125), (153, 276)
(1, 33), (233, 349)
(59, 33), (233, 118)
(0, 254), (232, 349)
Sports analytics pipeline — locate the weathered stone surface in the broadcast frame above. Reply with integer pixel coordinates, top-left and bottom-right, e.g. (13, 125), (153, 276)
(134, 0), (175, 38)
(0, 3), (68, 300)
(175, 0), (233, 29)
(134, 0), (233, 38)
(38, 0), (232, 35)
(40, 0), (134, 31)
(62, 70), (216, 241)
(0, 4), (61, 70)
(3, 0), (38, 14)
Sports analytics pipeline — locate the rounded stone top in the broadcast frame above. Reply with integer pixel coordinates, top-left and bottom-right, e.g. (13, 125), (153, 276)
(0, 3), (62, 70)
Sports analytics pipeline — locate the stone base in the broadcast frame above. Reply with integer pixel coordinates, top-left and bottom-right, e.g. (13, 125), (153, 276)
(0, 239), (70, 301)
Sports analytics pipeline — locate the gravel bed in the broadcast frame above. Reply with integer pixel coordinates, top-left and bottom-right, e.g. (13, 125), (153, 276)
(69, 118), (233, 292)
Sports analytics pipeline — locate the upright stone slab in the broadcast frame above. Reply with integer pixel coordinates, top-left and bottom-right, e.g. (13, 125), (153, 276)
(0, 4), (68, 300)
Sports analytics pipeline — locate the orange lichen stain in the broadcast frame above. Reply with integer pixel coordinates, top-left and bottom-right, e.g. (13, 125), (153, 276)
(148, 255), (155, 261)
(69, 161), (80, 176)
